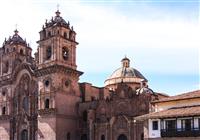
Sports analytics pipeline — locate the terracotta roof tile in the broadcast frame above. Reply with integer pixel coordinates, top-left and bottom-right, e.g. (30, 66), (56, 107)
(152, 90), (200, 103)
(135, 105), (200, 120)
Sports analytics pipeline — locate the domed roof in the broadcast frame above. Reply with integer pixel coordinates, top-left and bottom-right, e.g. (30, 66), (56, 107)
(3, 30), (27, 46)
(109, 67), (146, 80)
(105, 57), (147, 87)
(121, 56), (130, 62)
(44, 10), (71, 29)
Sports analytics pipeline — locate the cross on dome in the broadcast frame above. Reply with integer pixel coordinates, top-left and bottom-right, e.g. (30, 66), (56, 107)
(55, 4), (61, 16)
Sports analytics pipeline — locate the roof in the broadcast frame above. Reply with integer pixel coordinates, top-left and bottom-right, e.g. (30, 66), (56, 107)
(3, 30), (27, 46)
(44, 10), (72, 30)
(136, 87), (154, 95)
(152, 90), (200, 103)
(108, 67), (147, 80)
(121, 56), (130, 62)
(135, 105), (200, 120)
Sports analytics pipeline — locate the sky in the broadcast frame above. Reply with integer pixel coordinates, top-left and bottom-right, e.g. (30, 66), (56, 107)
(0, 0), (199, 95)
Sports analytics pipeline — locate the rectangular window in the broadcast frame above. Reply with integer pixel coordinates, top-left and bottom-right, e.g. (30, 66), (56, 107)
(152, 121), (158, 130)
(181, 119), (192, 131)
(166, 120), (176, 131)
(198, 119), (200, 129)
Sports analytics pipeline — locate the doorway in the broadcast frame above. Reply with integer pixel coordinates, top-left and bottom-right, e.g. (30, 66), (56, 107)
(117, 134), (127, 140)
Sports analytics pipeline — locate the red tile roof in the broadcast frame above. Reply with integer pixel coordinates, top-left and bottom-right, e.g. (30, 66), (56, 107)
(152, 90), (200, 103)
(135, 105), (200, 120)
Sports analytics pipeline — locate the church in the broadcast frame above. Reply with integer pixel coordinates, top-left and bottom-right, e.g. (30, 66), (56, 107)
(0, 10), (167, 140)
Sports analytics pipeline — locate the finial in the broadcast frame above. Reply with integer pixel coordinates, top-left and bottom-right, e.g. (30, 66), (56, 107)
(14, 24), (19, 35)
(121, 55), (130, 67)
(55, 4), (61, 16)
(57, 4), (60, 11)
(14, 29), (19, 35)
(15, 24), (18, 30)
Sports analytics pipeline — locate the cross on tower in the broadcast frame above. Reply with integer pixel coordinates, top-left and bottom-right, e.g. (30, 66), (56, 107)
(57, 4), (60, 11)
(15, 24), (18, 30)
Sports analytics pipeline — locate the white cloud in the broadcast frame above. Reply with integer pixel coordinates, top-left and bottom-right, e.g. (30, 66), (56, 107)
(0, 0), (199, 77)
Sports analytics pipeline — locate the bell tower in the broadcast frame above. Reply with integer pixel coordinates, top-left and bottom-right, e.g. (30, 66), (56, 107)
(37, 10), (77, 70)
(36, 10), (83, 140)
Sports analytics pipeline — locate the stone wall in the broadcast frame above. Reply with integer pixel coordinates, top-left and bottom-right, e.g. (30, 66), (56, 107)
(0, 120), (10, 140)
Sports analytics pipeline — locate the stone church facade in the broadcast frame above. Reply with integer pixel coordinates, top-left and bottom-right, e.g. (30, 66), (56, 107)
(0, 10), (167, 140)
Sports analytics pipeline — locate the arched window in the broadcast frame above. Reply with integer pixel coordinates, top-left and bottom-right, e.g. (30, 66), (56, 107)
(101, 135), (105, 140)
(3, 61), (9, 73)
(46, 46), (52, 60)
(64, 32), (67, 38)
(20, 49), (24, 55)
(21, 129), (28, 140)
(83, 110), (87, 122)
(2, 91), (6, 96)
(62, 47), (69, 61)
(43, 30), (46, 39)
(45, 99), (50, 109)
(48, 31), (51, 37)
(44, 80), (50, 87)
(2, 106), (6, 115)
(23, 97), (29, 112)
(67, 132), (70, 140)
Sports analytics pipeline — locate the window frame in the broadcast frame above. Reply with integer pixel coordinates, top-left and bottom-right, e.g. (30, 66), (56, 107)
(152, 120), (158, 130)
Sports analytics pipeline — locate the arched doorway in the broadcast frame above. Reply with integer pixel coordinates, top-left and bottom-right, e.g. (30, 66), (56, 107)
(21, 129), (28, 140)
(101, 135), (105, 140)
(81, 134), (87, 140)
(117, 134), (127, 140)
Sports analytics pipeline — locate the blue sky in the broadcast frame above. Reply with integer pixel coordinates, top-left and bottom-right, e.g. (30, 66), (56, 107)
(0, 0), (199, 95)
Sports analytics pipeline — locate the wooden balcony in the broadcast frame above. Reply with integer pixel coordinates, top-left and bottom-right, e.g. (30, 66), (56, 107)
(161, 128), (200, 137)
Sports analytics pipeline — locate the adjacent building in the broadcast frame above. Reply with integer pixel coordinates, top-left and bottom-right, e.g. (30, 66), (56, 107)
(136, 90), (200, 140)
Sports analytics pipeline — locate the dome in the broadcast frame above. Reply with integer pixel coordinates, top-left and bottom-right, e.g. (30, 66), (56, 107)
(109, 67), (147, 80)
(44, 10), (70, 29)
(105, 57), (147, 87)
(3, 30), (27, 46)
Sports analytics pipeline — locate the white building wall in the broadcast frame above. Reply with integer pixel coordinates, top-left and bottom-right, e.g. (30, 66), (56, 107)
(149, 119), (161, 138)
(156, 98), (200, 112)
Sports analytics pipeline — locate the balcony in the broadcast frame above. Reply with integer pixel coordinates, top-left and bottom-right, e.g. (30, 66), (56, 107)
(161, 128), (200, 137)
